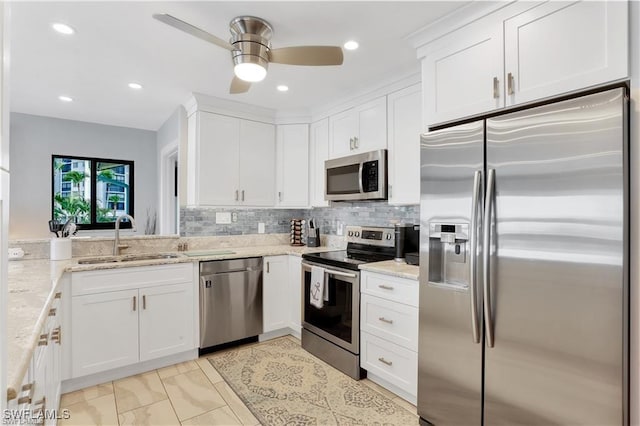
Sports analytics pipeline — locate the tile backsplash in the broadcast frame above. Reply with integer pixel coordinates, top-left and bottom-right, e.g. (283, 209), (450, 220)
(180, 202), (419, 237)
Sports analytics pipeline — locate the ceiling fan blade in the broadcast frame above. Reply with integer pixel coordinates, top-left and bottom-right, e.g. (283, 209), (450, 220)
(153, 13), (234, 51)
(269, 46), (344, 66)
(230, 76), (251, 94)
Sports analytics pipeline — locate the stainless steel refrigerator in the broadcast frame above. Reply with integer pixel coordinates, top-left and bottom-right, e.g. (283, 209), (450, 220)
(418, 87), (628, 425)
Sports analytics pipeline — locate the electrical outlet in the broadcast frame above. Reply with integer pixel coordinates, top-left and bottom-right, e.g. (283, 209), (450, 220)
(215, 212), (232, 224)
(336, 221), (344, 236)
(232, 212), (238, 222)
(8, 248), (25, 259)
(258, 223), (265, 234)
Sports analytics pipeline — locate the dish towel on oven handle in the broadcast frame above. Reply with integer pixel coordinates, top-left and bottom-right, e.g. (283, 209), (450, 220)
(310, 265), (329, 309)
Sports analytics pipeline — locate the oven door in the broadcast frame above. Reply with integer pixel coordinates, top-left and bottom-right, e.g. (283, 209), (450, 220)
(301, 260), (360, 354)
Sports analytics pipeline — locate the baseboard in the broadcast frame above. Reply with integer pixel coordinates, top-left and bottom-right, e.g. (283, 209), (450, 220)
(61, 349), (197, 393)
(366, 371), (417, 406)
(259, 328), (292, 342)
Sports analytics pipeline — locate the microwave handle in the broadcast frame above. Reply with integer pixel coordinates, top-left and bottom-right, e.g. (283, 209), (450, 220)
(358, 163), (364, 193)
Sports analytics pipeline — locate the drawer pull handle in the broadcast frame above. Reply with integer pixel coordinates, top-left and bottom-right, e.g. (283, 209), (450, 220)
(378, 284), (394, 290)
(378, 357), (393, 366)
(378, 317), (393, 324)
(48, 308), (57, 317)
(51, 326), (62, 344)
(38, 333), (49, 346)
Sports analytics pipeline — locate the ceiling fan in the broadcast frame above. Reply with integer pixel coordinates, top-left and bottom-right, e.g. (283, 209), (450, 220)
(153, 14), (344, 94)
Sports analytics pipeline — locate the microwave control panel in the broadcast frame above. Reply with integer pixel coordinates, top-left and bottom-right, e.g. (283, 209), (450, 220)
(362, 161), (379, 192)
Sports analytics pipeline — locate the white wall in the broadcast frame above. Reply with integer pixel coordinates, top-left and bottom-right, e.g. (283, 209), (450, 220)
(629, 3), (639, 425)
(156, 106), (186, 234)
(9, 113), (157, 239)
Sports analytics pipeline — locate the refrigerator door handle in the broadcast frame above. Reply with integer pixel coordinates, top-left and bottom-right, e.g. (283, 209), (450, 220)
(469, 170), (482, 344)
(483, 168), (496, 348)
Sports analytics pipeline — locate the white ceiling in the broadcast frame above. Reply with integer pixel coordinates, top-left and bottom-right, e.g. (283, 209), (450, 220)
(9, 1), (469, 131)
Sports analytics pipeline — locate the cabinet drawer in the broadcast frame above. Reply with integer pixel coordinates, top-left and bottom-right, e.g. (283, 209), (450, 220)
(72, 263), (193, 296)
(361, 294), (418, 351)
(361, 332), (417, 397)
(361, 272), (418, 306)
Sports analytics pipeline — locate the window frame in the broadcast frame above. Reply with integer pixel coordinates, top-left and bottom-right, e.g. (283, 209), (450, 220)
(51, 155), (135, 230)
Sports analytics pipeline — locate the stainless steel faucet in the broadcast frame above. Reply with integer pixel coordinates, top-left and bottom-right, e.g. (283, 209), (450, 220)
(114, 214), (136, 255)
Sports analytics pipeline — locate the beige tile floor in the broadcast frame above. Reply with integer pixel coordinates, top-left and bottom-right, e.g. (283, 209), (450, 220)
(59, 340), (418, 426)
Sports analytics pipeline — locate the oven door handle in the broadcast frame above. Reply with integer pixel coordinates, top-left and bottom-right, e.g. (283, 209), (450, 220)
(326, 270), (357, 279)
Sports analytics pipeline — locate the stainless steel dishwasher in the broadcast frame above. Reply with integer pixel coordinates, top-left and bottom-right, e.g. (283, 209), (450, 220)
(199, 257), (263, 349)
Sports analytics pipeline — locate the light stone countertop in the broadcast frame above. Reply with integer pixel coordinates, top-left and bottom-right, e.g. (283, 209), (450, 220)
(6, 244), (338, 400)
(358, 259), (420, 280)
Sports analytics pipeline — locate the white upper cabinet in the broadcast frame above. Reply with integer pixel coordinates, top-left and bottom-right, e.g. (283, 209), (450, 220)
(387, 84), (422, 205)
(239, 120), (276, 206)
(503, 0), (628, 107)
(187, 111), (275, 206)
(422, 20), (503, 126)
(194, 112), (240, 206)
(276, 124), (309, 207)
(329, 96), (387, 158)
(420, 0), (628, 126)
(309, 119), (329, 207)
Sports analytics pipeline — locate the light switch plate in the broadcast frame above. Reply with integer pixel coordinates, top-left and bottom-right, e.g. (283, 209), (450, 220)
(215, 212), (232, 224)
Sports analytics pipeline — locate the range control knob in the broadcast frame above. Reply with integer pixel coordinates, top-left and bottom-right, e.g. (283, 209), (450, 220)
(355, 231), (360, 237)
(348, 231), (354, 237)
(386, 233), (392, 240)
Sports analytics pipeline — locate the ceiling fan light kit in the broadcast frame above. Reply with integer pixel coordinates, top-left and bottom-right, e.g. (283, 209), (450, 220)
(153, 13), (344, 94)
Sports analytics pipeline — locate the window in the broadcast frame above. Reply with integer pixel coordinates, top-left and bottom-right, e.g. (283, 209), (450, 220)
(52, 155), (134, 229)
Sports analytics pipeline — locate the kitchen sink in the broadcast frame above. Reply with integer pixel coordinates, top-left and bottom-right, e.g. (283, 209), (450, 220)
(77, 253), (181, 265)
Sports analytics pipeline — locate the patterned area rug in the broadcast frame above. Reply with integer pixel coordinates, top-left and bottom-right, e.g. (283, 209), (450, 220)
(207, 336), (417, 425)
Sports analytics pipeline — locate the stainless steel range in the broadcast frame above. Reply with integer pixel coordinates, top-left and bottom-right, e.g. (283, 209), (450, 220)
(301, 225), (396, 379)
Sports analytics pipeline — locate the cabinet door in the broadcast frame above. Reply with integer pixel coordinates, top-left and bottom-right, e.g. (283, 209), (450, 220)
(139, 282), (195, 362)
(287, 255), (303, 331)
(309, 119), (329, 207)
(355, 96), (387, 152)
(239, 120), (276, 206)
(71, 289), (139, 378)
(197, 112), (240, 205)
(387, 84), (421, 205)
(504, 0), (628, 106)
(263, 255), (289, 332)
(329, 109), (356, 158)
(276, 124), (309, 207)
(422, 21), (503, 126)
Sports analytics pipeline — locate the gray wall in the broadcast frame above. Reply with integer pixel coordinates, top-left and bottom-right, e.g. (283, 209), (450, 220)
(180, 202), (419, 237)
(9, 113), (157, 239)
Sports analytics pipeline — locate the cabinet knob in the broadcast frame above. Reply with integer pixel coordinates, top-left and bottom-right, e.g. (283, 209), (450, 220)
(235, 190), (239, 201)
(493, 77), (499, 99)
(133, 296), (137, 312)
(241, 190), (245, 202)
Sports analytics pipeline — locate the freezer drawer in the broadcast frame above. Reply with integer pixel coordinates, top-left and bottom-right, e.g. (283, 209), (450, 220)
(199, 258), (263, 348)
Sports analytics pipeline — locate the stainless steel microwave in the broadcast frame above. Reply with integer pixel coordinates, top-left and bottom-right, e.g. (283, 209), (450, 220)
(324, 149), (387, 201)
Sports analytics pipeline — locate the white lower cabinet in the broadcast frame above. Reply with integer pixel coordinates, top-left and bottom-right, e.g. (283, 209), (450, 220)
(8, 290), (64, 425)
(360, 271), (418, 403)
(70, 264), (195, 378)
(263, 255), (289, 333)
(287, 255), (303, 333)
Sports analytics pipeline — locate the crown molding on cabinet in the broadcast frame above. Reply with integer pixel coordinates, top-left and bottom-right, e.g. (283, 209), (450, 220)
(407, 0), (514, 56)
(274, 110), (312, 125)
(310, 70), (421, 123)
(183, 92), (277, 124)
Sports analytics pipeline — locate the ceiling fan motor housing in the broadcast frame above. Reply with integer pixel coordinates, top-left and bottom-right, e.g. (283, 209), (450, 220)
(229, 16), (273, 71)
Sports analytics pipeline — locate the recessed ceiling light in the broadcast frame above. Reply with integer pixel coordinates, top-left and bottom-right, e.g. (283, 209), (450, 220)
(52, 23), (75, 35)
(277, 85), (289, 92)
(343, 40), (359, 51)
(58, 95), (73, 102)
(128, 82), (143, 90)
